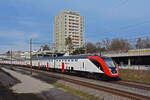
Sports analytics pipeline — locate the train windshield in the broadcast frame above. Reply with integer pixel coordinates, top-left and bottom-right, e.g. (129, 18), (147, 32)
(102, 57), (116, 68)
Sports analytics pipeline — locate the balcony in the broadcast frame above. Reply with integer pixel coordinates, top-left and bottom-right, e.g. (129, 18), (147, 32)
(72, 35), (79, 37)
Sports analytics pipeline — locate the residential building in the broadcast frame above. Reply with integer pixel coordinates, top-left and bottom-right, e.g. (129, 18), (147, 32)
(54, 10), (84, 52)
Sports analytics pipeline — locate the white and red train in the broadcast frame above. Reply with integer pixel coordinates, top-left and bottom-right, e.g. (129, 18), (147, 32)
(0, 55), (119, 79)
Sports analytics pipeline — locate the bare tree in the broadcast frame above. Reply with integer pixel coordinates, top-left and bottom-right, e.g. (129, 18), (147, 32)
(40, 44), (50, 51)
(136, 37), (150, 49)
(102, 38), (111, 50)
(136, 38), (145, 49)
(72, 47), (86, 55)
(65, 35), (73, 55)
(110, 38), (131, 51)
(145, 37), (150, 48)
(6, 51), (11, 57)
(96, 42), (102, 55)
(85, 42), (96, 53)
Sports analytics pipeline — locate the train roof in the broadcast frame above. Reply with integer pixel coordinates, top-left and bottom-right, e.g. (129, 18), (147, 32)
(31, 55), (89, 60)
(31, 55), (110, 60)
(57, 55), (89, 59)
(0, 55), (111, 61)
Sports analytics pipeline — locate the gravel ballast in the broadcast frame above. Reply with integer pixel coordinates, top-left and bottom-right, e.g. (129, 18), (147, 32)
(1, 67), (83, 100)
(0, 68), (20, 87)
(2, 67), (54, 93)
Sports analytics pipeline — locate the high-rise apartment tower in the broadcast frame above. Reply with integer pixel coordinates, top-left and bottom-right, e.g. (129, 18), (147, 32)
(54, 10), (84, 52)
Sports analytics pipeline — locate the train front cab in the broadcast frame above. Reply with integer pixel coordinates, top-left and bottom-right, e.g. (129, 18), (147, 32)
(88, 56), (119, 78)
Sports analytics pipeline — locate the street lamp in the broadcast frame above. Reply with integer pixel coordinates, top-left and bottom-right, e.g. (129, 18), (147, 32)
(30, 38), (32, 75)
(29, 38), (54, 75)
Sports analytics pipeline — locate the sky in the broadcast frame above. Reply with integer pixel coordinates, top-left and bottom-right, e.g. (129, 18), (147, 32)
(0, 0), (150, 53)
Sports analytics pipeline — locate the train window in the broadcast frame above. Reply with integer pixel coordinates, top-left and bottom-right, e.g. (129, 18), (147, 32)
(71, 59), (74, 62)
(90, 59), (103, 71)
(65, 59), (67, 62)
(68, 59), (70, 62)
(101, 57), (116, 68)
(75, 59), (78, 62)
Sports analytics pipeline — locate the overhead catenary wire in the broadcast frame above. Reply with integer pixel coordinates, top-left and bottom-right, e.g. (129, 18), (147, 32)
(83, 17), (150, 41)
(83, 1), (150, 41)
(112, 0), (129, 8)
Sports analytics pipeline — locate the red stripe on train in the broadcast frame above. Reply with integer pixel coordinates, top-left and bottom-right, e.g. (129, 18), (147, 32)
(47, 62), (49, 71)
(38, 62), (40, 69)
(26, 62), (28, 67)
(62, 62), (64, 72)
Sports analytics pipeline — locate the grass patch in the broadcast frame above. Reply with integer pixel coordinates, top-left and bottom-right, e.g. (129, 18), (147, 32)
(119, 69), (150, 84)
(52, 82), (103, 100)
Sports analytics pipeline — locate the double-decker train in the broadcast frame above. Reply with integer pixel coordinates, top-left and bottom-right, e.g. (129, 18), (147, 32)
(0, 55), (119, 79)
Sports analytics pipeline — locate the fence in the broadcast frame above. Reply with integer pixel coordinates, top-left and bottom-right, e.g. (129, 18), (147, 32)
(119, 65), (150, 71)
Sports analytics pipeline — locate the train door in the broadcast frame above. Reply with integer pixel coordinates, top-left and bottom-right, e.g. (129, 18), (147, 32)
(82, 61), (87, 71)
(50, 59), (54, 69)
(79, 59), (88, 72)
(79, 59), (85, 71)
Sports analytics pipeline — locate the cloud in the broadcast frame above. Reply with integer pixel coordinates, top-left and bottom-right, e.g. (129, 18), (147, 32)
(18, 20), (37, 26)
(0, 30), (40, 39)
(0, 42), (29, 53)
(0, 31), (25, 38)
(28, 32), (39, 39)
(0, 30), (40, 53)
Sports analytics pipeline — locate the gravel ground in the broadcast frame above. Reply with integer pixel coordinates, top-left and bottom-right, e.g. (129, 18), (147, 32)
(0, 84), (43, 100)
(41, 88), (84, 100)
(1, 67), (84, 100)
(42, 70), (150, 97)
(3, 65), (150, 100)
(56, 79), (130, 100)
(0, 67), (43, 100)
(2, 67), (54, 93)
(63, 74), (150, 97)
(121, 81), (150, 87)
(0, 68), (20, 87)
(5, 67), (129, 100)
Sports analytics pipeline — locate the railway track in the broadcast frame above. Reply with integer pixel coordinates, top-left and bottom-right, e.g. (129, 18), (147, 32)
(1, 64), (150, 100)
(109, 80), (150, 91)
(122, 80), (150, 86)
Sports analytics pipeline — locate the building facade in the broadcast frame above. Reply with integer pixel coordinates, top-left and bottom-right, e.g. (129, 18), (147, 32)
(54, 10), (84, 52)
